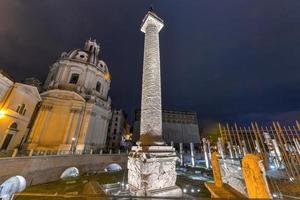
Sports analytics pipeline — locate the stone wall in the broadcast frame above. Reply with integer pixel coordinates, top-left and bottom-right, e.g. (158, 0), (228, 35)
(0, 154), (127, 186)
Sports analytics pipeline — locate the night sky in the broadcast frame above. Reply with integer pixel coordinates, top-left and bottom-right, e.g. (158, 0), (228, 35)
(1, 1), (300, 127)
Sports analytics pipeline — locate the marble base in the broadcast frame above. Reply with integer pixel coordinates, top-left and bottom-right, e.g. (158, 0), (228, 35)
(128, 145), (182, 197)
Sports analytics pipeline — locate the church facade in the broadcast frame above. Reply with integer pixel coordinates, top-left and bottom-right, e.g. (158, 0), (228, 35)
(26, 39), (112, 153)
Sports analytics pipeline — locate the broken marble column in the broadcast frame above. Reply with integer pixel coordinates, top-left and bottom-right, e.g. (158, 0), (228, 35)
(203, 138), (209, 169)
(227, 141), (234, 159)
(241, 140), (247, 156)
(263, 132), (279, 168)
(293, 137), (300, 156)
(190, 142), (195, 167)
(217, 138), (225, 159)
(233, 145), (239, 158)
(255, 140), (261, 153)
(272, 139), (284, 168)
(207, 139), (212, 162)
(179, 142), (184, 166)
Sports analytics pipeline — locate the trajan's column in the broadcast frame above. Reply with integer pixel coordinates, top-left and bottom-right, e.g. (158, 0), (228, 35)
(128, 9), (182, 197)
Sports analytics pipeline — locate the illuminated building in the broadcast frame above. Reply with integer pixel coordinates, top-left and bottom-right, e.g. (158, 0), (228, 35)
(26, 39), (112, 153)
(106, 109), (126, 150)
(133, 109), (200, 147)
(0, 71), (41, 151)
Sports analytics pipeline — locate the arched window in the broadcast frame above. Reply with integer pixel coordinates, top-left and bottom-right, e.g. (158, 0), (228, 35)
(9, 122), (18, 131)
(96, 81), (101, 92)
(69, 73), (79, 84)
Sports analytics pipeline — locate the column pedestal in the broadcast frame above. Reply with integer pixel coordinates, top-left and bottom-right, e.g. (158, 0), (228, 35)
(128, 145), (182, 197)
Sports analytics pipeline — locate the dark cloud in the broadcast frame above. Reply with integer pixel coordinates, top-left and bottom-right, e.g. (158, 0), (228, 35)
(1, 0), (300, 125)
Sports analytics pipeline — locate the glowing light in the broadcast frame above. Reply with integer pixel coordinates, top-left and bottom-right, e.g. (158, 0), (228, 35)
(270, 165), (276, 170)
(71, 137), (76, 141)
(191, 189), (195, 193)
(0, 110), (6, 119)
(197, 189), (200, 192)
(183, 188), (187, 193)
(104, 72), (111, 81)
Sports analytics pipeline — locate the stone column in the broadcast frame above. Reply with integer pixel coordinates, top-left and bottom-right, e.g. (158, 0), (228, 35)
(73, 108), (88, 153)
(27, 106), (46, 144)
(179, 142), (184, 166)
(190, 142), (195, 167)
(227, 141), (234, 159)
(62, 110), (76, 144)
(293, 137), (300, 156)
(203, 138), (209, 169)
(242, 140), (248, 156)
(207, 139), (212, 162)
(217, 138), (225, 159)
(100, 117), (109, 147)
(35, 105), (52, 144)
(255, 140), (261, 153)
(272, 139), (283, 168)
(128, 10), (181, 197)
(139, 11), (164, 146)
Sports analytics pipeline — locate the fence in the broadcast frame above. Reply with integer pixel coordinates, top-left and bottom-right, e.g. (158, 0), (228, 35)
(218, 121), (300, 198)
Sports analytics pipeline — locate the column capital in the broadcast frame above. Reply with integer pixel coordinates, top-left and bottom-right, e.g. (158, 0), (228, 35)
(141, 11), (164, 33)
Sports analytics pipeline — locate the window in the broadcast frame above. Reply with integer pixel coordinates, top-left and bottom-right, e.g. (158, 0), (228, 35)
(69, 73), (79, 84)
(16, 104), (26, 116)
(96, 81), (101, 92)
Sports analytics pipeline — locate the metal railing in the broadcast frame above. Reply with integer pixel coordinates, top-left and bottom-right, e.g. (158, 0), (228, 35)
(0, 148), (129, 159)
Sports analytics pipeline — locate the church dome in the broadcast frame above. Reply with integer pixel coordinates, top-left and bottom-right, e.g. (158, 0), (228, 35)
(60, 39), (109, 74)
(43, 39), (111, 102)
